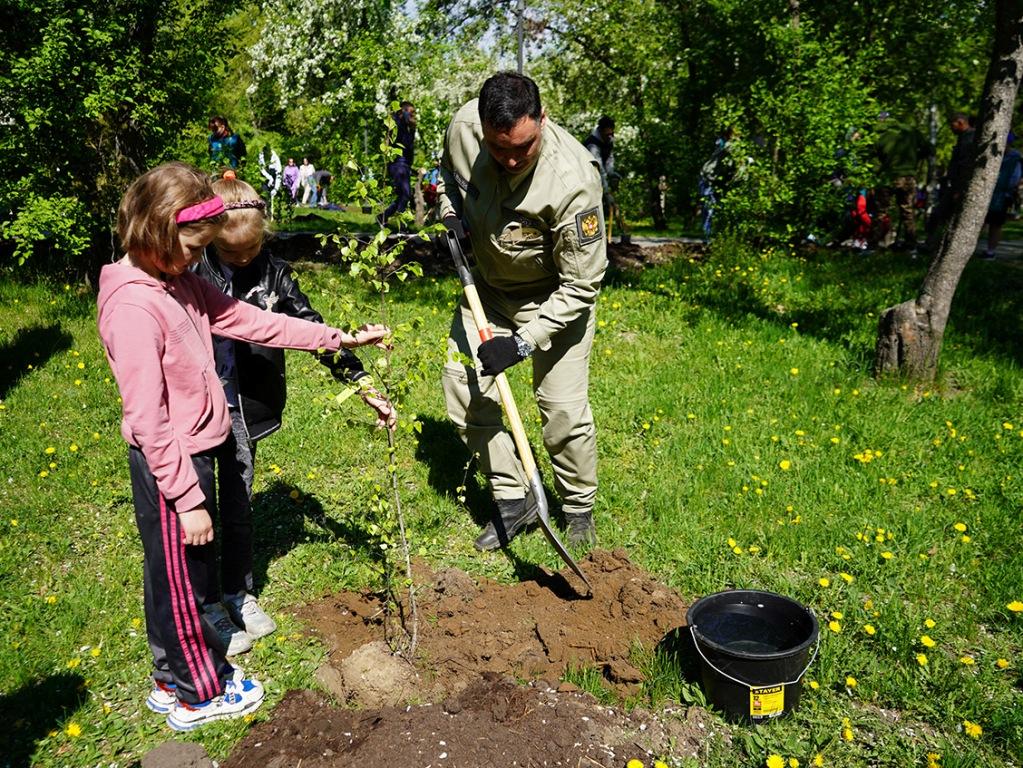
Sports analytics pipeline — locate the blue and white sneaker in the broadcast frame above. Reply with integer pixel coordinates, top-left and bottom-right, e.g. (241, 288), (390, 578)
(166, 677), (264, 731)
(145, 679), (177, 714)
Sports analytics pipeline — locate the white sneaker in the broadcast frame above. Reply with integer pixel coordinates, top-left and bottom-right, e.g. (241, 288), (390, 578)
(145, 679), (177, 714)
(225, 591), (277, 639)
(166, 677), (264, 731)
(204, 602), (253, 656)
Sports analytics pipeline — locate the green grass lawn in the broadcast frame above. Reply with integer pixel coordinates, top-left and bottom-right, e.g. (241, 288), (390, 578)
(1, 241), (1022, 767)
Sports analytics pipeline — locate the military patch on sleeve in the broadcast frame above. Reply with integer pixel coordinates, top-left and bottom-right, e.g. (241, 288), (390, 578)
(575, 207), (603, 245)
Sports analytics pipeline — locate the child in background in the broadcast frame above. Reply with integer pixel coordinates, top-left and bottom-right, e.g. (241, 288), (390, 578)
(97, 162), (390, 730)
(192, 175), (395, 654)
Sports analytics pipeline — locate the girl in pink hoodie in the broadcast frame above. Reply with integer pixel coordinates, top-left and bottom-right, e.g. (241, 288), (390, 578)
(97, 162), (389, 730)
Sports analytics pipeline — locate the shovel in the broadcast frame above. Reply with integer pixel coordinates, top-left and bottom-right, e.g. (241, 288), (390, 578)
(443, 228), (592, 595)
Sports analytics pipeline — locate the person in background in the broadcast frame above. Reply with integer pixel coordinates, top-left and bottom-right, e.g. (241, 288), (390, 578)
(299, 157), (317, 206)
(191, 175), (394, 655)
(283, 158), (300, 202)
(97, 161), (388, 729)
(583, 115), (625, 240)
(380, 100), (417, 226)
(922, 112), (975, 254)
(981, 131), (1022, 259)
(312, 169), (333, 207)
(698, 127), (737, 241)
(874, 113), (929, 250)
(257, 145), (282, 217)
(437, 72), (607, 551)
(208, 117), (244, 169)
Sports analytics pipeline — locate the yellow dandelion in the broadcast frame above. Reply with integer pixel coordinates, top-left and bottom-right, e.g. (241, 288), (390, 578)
(808, 680), (819, 690)
(90, 647), (101, 658)
(996, 658), (1009, 669)
(1007, 601), (1023, 612)
(831, 611), (844, 620)
(920, 635), (936, 648)
(845, 676), (857, 688)
(790, 368), (799, 376)
(953, 522), (967, 532)
(732, 545), (743, 555)
(828, 620), (841, 633)
(916, 653), (928, 666)
(44, 446), (55, 454)
(863, 624), (876, 636)
(779, 459), (792, 471)
(654, 762), (668, 768)
(959, 656), (974, 665)
(66, 658), (81, 669)
(842, 727), (854, 741)
(788, 760), (800, 768)
(65, 722), (81, 737)
(881, 551), (894, 560)
(961, 534), (971, 543)
(819, 577), (830, 587)
(924, 618), (936, 629)
(840, 572), (853, 583)
(627, 760), (645, 768)
(45, 595), (57, 605)
(813, 755), (825, 767)
(766, 755), (785, 768)
(963, 719), (982, 739)
(727, 537), (737, 548)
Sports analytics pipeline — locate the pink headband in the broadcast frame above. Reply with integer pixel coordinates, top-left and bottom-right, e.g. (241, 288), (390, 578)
(176, 196), (226, 224)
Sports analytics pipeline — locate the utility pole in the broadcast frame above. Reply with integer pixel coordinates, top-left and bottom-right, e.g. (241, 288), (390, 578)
(517, 0), (525, 74)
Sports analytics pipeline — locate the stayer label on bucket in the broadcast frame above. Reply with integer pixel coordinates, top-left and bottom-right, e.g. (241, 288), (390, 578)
(750, 685), (785, 718)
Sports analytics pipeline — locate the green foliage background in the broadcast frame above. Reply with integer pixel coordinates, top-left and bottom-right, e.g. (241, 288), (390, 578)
(0, 0), (1002, 271)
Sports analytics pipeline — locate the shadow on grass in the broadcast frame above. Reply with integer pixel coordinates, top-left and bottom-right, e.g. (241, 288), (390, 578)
(413, 415), (567, 531)
(648, 245), (1023, 368)
(413, 416), (495, 529)
(0, 324), (73, 399)
(0, 672), (87, 768)
(249, 479), (381, 593)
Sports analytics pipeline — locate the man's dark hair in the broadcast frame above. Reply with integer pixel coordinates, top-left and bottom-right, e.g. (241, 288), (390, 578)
(400, 100), (414, 109)
(597, 115), (615, 132)
(478, 72), (542, 131)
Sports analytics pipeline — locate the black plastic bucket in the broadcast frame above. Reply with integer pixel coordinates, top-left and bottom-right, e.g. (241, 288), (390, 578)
(686, 590), (818, 723)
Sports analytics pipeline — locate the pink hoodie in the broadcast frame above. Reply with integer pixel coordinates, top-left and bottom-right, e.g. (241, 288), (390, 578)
(98, 261), (344, 512)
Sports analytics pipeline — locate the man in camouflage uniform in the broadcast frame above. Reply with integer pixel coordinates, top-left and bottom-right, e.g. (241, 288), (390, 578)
(438, 72), (607, 551)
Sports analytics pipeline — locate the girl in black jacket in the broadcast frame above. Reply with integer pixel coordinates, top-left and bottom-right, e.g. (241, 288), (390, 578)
(194, 176), (394, 654)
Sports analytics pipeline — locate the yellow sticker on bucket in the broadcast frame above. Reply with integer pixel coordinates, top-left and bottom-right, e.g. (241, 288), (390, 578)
(750, 685), (785, 718)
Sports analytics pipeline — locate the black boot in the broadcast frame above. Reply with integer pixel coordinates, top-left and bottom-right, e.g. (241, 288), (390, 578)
(474, 498), (538, 551)
(565, 511), (596, 548)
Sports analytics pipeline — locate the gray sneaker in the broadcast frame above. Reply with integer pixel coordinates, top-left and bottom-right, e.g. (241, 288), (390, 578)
(224, 591), (277, 639)
(204, 602), (253, 656)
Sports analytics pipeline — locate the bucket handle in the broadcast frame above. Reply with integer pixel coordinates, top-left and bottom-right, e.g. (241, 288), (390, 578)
(688, 625), (820, 691)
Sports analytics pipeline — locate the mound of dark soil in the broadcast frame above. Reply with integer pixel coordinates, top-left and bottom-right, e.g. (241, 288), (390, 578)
(301, 548), (687, 699)
(223, 550), (720, 768)
(222, 675), (717, 768)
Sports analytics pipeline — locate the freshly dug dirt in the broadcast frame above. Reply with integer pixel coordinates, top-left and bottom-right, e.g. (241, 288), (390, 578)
(300, 548), (687, 700)
(222, 676), (718, 768)
(222, 550), (720, 768)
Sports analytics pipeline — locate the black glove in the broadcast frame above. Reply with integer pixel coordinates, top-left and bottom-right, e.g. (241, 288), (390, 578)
(478, 335), (531, 376)
(443, 214), (466, 240)
(435, 214), (467, 259)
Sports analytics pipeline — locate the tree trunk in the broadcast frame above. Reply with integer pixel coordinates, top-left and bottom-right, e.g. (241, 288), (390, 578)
(874, 0), (1023, 381)
(414, 168), (425, 227)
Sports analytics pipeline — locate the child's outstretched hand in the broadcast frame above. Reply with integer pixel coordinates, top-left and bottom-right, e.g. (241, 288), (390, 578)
(344, 323), (392, 350)
(179, 506), (214, 546)
(361, 384), (397, 432)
